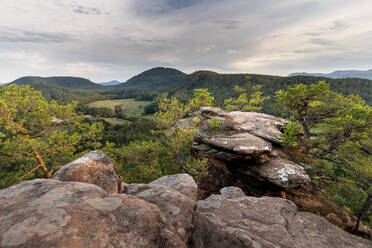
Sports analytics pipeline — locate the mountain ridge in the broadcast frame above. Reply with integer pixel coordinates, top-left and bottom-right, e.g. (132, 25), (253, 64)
(289, 69), (372, 80)
(11, 76), (107, 90)
(116, 67), (187, 89)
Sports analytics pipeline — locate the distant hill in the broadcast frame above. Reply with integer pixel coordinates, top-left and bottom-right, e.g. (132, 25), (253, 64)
(99, 80), (122, 86)
(101, 67), (188, 99)
(116, 67), (187, 90)
(8, 68), (372, 114)
(168, 71), (372, 114)
(289, 69), (372, 80)
(103, 69), (371, 115)
(11, 76), (106, 90)
(10, 81), (108, 104)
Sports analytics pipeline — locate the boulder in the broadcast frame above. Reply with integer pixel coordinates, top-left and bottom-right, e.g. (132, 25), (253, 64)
(124, 182), (196, 243)
(0, 179), (184, 248)
(149, 173), (198, 200)
(51, 151), (122, 194)
(193, 187), (371, 248)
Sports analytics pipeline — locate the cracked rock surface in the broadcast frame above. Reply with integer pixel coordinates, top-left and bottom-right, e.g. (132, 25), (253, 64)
(193, 187), (371, 248)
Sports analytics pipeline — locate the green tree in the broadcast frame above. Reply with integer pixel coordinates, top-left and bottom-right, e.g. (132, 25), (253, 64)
(0, 85), (103, 180)
(155, 89), (210, 177)
(224, 79), (270, 112)
(189, 89), (214, 114)
(277, 82), (372, 229)
(276, 81), (330, 138)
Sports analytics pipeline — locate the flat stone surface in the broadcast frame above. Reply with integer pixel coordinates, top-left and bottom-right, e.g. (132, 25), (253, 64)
(193, 187), (372, 248)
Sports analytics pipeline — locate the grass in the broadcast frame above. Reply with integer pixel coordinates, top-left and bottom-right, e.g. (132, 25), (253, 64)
(100, 118), (131, 125)
(88, 99), (152, 117)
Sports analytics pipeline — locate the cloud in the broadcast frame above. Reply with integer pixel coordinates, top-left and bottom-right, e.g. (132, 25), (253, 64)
(0, 28), (75, 43)
(197, 45), (216, 52)
(0, 0), (372, 82)
(132, 0), (204, 15)
(227, 49), (237, 55)
(72, 5), (101, 15)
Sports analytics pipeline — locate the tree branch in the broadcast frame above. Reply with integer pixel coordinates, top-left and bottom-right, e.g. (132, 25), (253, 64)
(20, 165), (41, 180)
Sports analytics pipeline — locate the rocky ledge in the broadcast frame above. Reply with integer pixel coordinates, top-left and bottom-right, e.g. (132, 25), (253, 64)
(0, 151), (371, 247)
(192, 107), (371, 239)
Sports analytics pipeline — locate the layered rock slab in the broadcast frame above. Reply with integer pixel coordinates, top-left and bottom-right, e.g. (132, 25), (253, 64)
(51, 151), (122, 194)
(193, 187), (371, 248)
(0, 179), (184, 248)
(192, 107), (310, 188)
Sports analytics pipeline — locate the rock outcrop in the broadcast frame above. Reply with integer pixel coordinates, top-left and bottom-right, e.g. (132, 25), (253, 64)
(51, 151), (122, 194)
(0, 179), (184, 248)
(193, 187), (371, 248)
(0, 149), (371, 247)
(192, 107), (371, 239)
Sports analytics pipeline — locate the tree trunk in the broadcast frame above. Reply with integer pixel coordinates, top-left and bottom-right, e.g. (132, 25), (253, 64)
(35, 154), (51, 178)
(354, 193), (372, 234)
(299, 114), (311, 139)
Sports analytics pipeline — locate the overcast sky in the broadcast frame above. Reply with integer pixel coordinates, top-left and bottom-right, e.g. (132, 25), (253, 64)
(1, 0), (372, 83)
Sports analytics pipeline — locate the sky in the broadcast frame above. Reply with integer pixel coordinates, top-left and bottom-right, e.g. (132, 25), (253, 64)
(1, 0), (372, 83)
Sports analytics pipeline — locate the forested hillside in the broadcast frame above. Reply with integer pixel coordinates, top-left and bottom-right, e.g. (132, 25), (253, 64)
(168, 71), (372, 114)
(10, 81), (109, 104)
(11, 76), (106, 90)
(7, 68), (372, 114)
(117, 67), (187, 89)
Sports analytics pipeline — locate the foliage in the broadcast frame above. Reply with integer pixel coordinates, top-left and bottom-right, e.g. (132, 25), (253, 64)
(155, 90), (210, 177)
(208, 117), (222, 131)
(0, 85), (103, 183)
(189, 89), (214, 114)
(224, 80), (270, 112)
(168, 71), (372, 115)
(12, 76), (105, 90)
(277, 81), (372, 228)
(14, 81), (107, 104)
(276, 81), (331, 138)
(282, 116), (302, 148)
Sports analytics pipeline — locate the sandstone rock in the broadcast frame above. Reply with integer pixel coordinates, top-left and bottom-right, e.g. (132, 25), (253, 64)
(198, 107), (288, 144)
(198, 132), (272, 157)
(192, 108), (372, 238)
(0, 179), (184, 248)
(248, 157), (311, 188)
(193, 187), (371, 248)
(51, 151), (122, 194)
(149, 173), (198, 200)
(124, 183), (196, 243)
